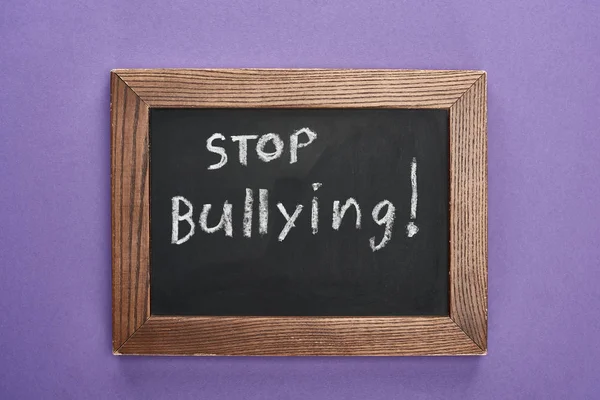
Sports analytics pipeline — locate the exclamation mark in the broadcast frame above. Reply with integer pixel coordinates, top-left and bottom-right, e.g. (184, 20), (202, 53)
(406, 157), (419, 238)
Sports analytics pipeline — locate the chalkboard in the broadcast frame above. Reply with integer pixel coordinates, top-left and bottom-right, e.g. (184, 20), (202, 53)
(150, 108), (449, 316)
(112, 69), (487, 355)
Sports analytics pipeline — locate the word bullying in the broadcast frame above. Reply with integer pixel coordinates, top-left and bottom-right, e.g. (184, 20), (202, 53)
(170, 128), (418, 251)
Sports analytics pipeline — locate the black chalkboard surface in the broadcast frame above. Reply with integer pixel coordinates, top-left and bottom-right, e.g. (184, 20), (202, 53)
(150, 108), (449, 316)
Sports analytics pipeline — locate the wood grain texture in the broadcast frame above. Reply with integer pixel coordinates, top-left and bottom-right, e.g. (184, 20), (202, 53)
(111, 73), (151, 352)
(117, 316), (484, 356)
(449, 73), (488, 351)
(111, 69), (487, 355)
(114, 69), (484, 109)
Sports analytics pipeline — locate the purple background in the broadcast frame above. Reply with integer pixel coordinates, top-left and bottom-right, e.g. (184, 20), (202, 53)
(1, 0), (599, 398)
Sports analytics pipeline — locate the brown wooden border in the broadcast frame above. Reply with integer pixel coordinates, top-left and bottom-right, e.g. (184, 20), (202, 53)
(111, 69), (487, 356)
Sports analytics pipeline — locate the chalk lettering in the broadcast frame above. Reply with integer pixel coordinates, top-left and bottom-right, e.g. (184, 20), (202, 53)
(259, 188), (268, 235)
(231, 135), (259, 166)
(406, 157), (419, 237)
(243, 188), (253, 238)
(290, 127), (317, 164)
(171, 196), (195, 244)
(332, 198), (362, 230)
(312, 182), (322, 234)
(370, 200), (395, 251)
(277, 203), (303, 241)
(256, 133), (284, 162)
(199, 202), (233, 237)
(206, 133), (228, 170)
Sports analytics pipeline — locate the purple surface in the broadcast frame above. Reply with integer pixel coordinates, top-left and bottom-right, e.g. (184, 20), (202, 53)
(1, 0), (599, 398)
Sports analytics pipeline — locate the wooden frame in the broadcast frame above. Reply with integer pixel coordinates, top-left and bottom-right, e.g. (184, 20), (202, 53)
(111, 69), (487, 356)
